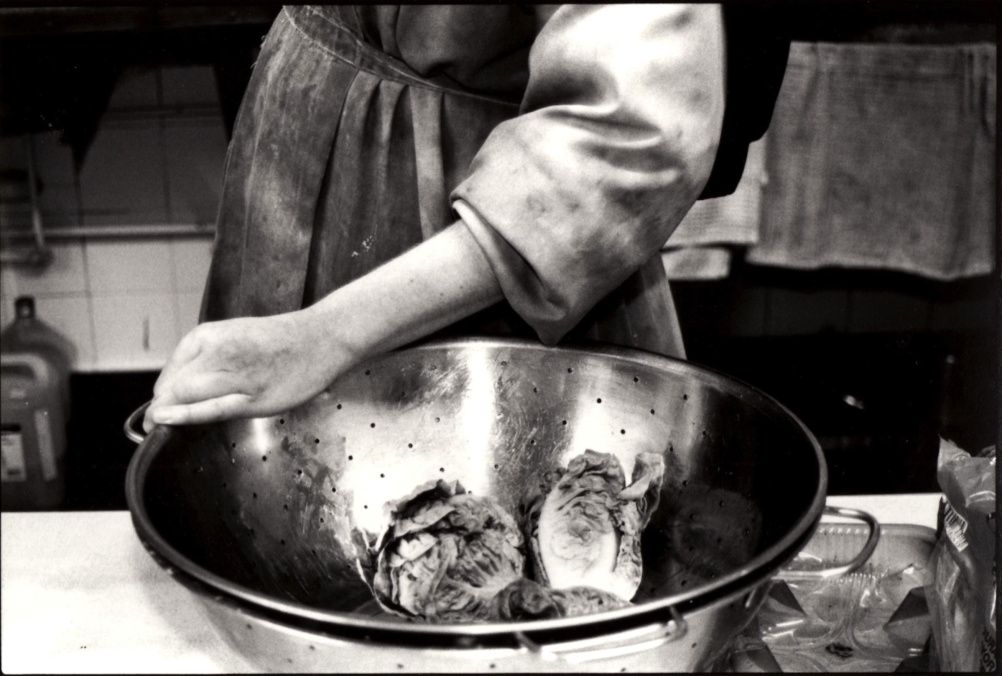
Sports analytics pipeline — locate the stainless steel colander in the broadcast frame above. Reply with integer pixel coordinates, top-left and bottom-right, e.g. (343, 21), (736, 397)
(124, 338), (875, 671)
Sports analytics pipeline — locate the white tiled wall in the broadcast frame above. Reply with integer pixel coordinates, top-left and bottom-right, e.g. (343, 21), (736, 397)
(171, 238), (215, 292)
(91, 292), (180, 371)
(30, 294), (97, 369)
(85, 240), (175, 294)
(6, 241), (89, 296)
(81, 238), (212, 370)
(175, 290), (206, 337)
(1, 65), (223, 372)
(2, 243), (93, 368)
(1, 236), (213, 371)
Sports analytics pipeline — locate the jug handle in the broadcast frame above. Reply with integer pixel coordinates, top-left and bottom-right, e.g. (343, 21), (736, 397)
(0, 352), (55, 390)
(775, 505), (881, 581)
(513, 605), (687, 664)
(124, 401), (151, 444)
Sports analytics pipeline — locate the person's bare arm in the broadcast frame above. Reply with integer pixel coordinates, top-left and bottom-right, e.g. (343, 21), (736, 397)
(144, 4), (726, 431)
(143, 220), (501, 430)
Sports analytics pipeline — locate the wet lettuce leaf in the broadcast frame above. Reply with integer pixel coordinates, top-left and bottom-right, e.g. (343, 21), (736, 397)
(522, 450), (665, 601)
(356, 450), (666, 623)
(363, 479), (524, 623)
(494, 577), (631, 620)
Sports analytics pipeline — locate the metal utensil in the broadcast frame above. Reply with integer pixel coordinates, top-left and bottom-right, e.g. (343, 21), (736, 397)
(125, 338), (847, 671)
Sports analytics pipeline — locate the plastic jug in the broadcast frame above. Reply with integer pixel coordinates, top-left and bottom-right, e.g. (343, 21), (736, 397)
(0, 296), (75, 415)
(1, 352), (67, 510)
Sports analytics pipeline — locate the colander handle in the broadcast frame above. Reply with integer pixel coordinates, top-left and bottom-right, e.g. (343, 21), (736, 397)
(775, 505), (881, 581)
(513, 605), (686, 664)
(124, 401), (151, 444)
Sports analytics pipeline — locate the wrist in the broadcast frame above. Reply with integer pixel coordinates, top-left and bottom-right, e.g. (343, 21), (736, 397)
(297, 220), (503, 382)
(297, 298), (365, 385)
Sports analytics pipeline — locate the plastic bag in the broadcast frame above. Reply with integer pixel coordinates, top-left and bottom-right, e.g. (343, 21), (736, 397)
(926, 438), (996, 672)
(752, 522), (937, 672)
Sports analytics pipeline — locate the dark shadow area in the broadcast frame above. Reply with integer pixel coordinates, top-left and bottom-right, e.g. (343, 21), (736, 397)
(60, 371), (159, 510)
(673, 260), (998, 495)
(1, 6), (280, 164)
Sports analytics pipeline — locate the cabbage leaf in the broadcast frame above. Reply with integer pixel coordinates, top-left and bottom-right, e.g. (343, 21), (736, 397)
(522, 450), (665, 601)
(363, 479), (524, 623)
(494, 577), (631, 620)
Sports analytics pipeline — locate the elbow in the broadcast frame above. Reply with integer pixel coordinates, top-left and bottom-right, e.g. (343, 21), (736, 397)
(535, 325), (569, 348)
(645, 100), (725, 211)
(510, 287), (583, 347)
(683, 97), (726, 196)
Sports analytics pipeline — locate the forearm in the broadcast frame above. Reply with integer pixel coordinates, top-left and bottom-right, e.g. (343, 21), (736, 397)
(301, 219), (504, 375)
(144, 220), (502, 429)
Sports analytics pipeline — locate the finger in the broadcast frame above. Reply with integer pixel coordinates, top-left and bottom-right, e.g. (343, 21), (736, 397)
(148, 393), (255, 427)
(142, 407), (156, 433)
(143, 393), (172, 432)
(161, 369), (247, 406)
(153, 330), (205, 397)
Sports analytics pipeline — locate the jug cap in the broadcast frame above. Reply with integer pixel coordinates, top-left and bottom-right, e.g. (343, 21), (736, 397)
(14, 296), (35, 319)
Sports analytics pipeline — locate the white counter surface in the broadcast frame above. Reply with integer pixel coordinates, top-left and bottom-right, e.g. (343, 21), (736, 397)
(1, 493), (942, 674)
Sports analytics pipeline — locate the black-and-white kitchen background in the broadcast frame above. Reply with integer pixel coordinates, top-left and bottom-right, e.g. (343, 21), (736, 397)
(0, 4), (996, 509)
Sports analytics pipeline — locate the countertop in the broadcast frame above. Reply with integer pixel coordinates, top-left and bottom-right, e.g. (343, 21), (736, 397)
(1, 494), (942, 674)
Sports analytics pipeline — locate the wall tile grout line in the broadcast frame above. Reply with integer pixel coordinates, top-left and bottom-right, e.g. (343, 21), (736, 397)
(76, 160), (99, 371)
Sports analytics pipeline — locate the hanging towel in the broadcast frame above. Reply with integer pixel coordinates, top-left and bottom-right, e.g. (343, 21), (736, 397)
(661, 247), (733, 280)
(663, 137), (767, 279)
(668, 136), (767, 248)
(747, 42), (996, 280)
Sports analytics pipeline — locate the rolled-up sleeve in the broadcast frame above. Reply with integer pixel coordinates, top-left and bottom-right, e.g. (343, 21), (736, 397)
(452, 4), (725, 345)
